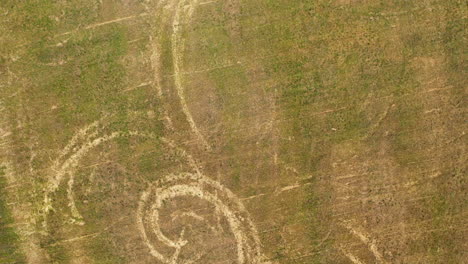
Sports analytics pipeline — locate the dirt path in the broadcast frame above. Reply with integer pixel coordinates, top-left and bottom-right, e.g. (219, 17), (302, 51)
(171, 0), (211, 150)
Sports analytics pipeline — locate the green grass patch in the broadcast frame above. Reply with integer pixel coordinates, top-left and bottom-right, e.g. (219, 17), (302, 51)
(0, 166), (26, 264)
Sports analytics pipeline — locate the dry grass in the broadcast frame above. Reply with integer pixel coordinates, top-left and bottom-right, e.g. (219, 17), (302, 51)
(0, 0), (466, 263)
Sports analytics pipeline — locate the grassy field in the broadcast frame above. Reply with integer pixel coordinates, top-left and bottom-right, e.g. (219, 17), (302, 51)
(0, 0), (466, 263)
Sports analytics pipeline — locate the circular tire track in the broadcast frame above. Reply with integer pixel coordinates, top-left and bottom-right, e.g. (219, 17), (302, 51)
(138, 172), (266, 264)
(42, 120), (270, 263)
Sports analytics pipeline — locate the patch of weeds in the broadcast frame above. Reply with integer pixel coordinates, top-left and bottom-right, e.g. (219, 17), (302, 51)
(42, 241), (70, 264)
(0, 166), (26, 264)
(87, 234), (125, 264)
(138, 153), (157, 174)
(302, 181), (334, 263)
(422, 191), (460, 262)
(390, 96), (424, 166)
(2, 0), (57, 36)
(40, 224), (70, 263)
(442, 1), (467, 85)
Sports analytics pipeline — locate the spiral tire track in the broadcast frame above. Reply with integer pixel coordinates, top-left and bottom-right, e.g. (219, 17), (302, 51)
(43, 120), (270, 263)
